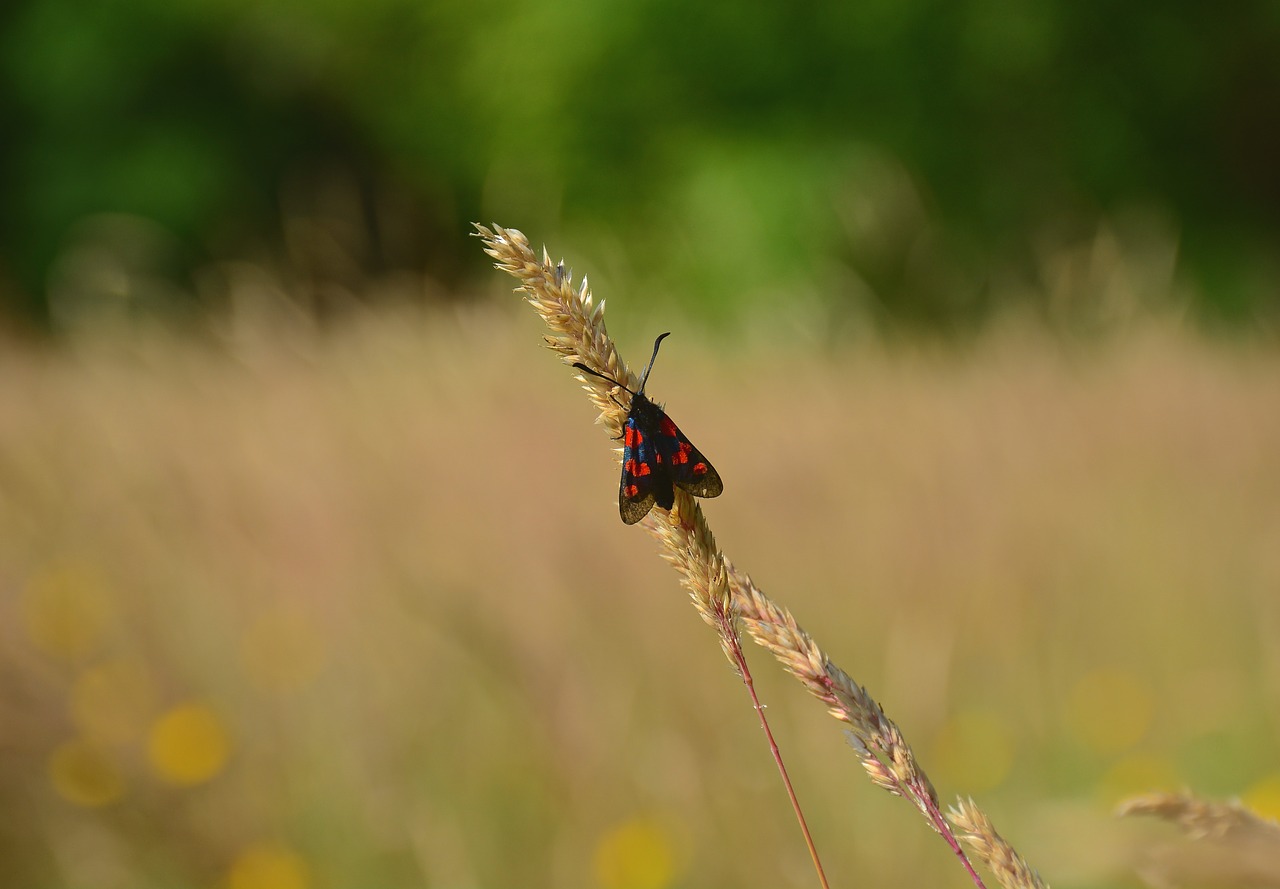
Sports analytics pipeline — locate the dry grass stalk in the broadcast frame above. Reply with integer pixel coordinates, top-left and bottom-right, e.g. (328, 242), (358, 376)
(1117, 791), (1280, 887)
(1117, 791), (1280, 841)
(948, 798), (1048, 889)
(476, 223), (1040, 888)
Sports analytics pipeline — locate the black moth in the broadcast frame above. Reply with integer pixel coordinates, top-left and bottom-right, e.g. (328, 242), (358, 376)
(574, 333), (724, 524)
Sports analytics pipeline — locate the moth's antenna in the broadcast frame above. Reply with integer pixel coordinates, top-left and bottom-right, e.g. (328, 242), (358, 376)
(573, 332), (671, 395)
(572, 361), (634, 394)
(637, 332), (671, 394)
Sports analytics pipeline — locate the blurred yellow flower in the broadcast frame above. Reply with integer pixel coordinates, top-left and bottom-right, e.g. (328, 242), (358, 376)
(147, 703), (231, 786)
(48, 738), (126, 807)
(71, 658), (157, 744)
(239, 604), (326, 694)
(930, 708), (1017, 792)
(227, 842), (310, 889)
(1243, 772), (1280, 821)
(21, 561), (114, 660)
(1065, 668), (1153, 754)
(593, 817), (675, 889)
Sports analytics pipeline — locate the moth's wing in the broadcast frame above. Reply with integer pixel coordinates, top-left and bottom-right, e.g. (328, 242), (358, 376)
(619, 485), (657, 525)
(619, 414), (661, 524)
(657, 413), (724, 499)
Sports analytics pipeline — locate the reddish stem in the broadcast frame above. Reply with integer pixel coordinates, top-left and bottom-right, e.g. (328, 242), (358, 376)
(816, 676), (988, 889)
(922, 796), (988, 889)
(719, 609), (832, 889)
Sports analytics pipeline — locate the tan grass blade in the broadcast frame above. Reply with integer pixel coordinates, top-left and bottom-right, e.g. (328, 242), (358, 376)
(475, 223), (1041, 889)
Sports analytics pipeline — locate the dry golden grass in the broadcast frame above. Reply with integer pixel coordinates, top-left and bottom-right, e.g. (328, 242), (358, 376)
(1, 251), (1279, 888)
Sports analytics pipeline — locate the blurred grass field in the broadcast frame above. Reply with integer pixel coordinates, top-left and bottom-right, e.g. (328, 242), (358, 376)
(2, 306), (1279, 889)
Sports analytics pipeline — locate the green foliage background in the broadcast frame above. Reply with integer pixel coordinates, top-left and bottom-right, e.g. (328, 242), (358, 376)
(3, 0), (1279, 329)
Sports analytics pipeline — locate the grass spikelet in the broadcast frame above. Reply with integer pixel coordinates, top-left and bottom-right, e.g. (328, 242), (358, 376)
(475, 222), (1037, 888)
(948, 798), (1048, 889)
(477, 230), (630, 439)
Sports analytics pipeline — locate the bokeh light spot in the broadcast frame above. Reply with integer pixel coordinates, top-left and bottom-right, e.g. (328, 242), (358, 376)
(71, 658), (158, 744)
(21, 562), (114, 660)
(1065, 668), (1153, 754)
(227, 842), (310, 889)
(594, 817), (675, 889)
(1097, 752), (1179, 804)
(48, 738), (126, 807)
(1242, 772), (1280, 821)
(930, 708), (1017, 792)
(239, 604), (327, 694)
(147, 703), (231, 786)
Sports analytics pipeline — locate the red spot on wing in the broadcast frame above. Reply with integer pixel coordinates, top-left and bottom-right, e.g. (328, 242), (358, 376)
(625, 459), (651, 477)
(624, 426), (639, 447)
(673, 441), (692, 464)
(693, 462), (708, 475)
(659, 416), (678, 437)
(625, 484), (640, 497)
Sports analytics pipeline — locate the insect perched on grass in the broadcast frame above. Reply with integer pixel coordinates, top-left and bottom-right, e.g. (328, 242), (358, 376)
(574, 333), (724, 524)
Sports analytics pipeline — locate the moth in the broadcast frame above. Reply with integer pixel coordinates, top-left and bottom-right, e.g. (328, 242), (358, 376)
(574, 333), (723, 524)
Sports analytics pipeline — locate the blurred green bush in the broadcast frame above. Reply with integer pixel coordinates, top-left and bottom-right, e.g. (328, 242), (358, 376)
(2, 0), (1278, 330)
